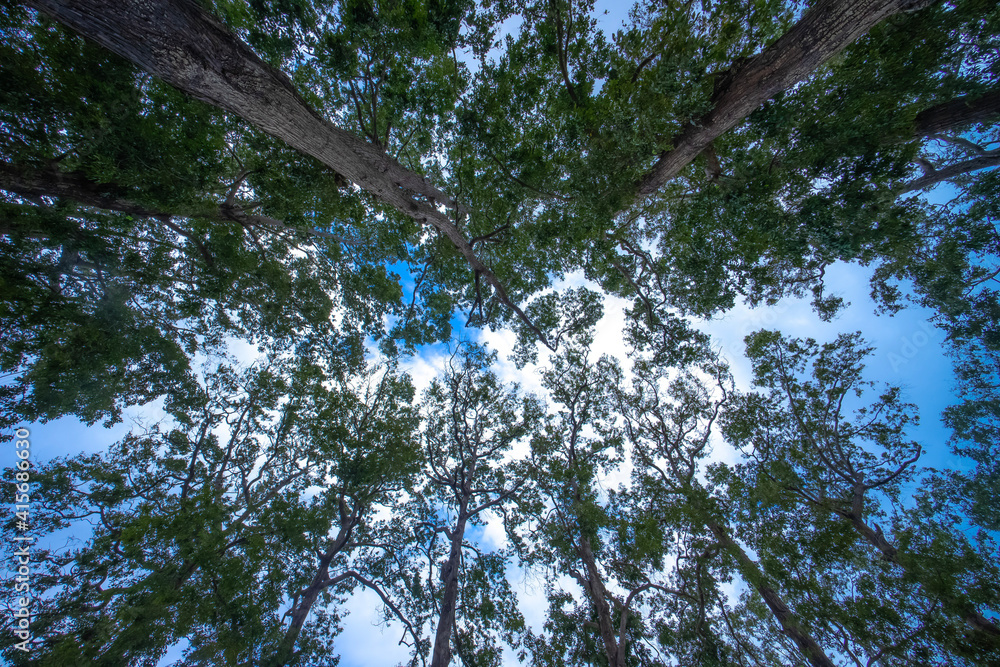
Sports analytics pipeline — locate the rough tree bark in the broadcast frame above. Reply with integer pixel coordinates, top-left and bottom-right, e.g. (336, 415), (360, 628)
(27, 0), (940, 345)
(635, 0), (935, 196)
(914, 89), (1000, 137)
(27, 0), (550, 347)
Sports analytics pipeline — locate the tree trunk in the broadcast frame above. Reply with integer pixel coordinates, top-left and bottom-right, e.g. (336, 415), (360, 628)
(635, 0), (932, 196)
(707, 522), (836, 667)
(264, 557), (335, 667)
(0, 159), (201, 219)
(262, 518), (356, 667)
(562, 441), (625, 667)
(27, 0), (448, 210)
(576, 533), (625, 667)
(431, 513), (468, 667)
(28, 0), (549, 346)
(914, 89), (1000, 137)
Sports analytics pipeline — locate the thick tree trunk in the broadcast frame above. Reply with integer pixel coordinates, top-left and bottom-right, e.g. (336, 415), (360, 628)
(636, 0), (933, 196)
(707, 522), (836, 667)
(431, 513), (468, 667)
(27, 1), (446, 207)
(914, 89), (1000, 137)
(28, 0), (549, 346)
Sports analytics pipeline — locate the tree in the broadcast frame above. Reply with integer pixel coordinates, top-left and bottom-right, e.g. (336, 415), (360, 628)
(0, 354), (422, 666)
(719, 330), (1000, 662)
(522, 343), (740, 667)
(19, 0), (551, 345)
(617, 349), (839, 667)
(943, 338), (1000, 531)
(408, 344), (540, 667)
(518, 344), (640, 667)
(23, 0), (982, 343)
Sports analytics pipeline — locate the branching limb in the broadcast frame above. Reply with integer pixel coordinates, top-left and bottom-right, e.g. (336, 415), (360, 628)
(636, 0), (930, 196)
(899, 149), (1000, 193)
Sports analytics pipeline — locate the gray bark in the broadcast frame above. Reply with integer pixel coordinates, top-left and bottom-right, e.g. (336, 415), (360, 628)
(576, 533), (626, 667)
(636, 0), (934, 196)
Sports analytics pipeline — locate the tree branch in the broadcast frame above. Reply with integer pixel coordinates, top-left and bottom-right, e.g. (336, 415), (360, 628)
(635, 0), (931, 196)
(899, 149), (1000, 193)
(0, 159), (357, 243)
(914, 88), (1000, 137)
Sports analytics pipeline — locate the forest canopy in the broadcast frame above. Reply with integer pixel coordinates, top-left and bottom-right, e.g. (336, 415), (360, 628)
(1, 0), (999, 665)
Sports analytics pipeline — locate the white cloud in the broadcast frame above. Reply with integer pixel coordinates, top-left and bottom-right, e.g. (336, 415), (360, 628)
(338, 588), (416, 667)
(399, 346), (452, 395)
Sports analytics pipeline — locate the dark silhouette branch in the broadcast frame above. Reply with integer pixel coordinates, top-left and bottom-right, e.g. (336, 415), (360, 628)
(914, 88), (1000, 137)
(0, 160), (355, 243)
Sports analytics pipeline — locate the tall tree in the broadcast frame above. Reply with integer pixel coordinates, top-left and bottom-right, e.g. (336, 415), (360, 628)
(0, 2), (411, 429)
(21, 0), (552, 344)
(24, 0), (974, 345)
(617, 352), (838, 667)
(0, 354), (421, 666)
(720, 330), (1000, 662)
(409, 344), (540, 667)
(523, 343), (736, 667)
(519, 344), (647, 667)
(11, 0), (1000, 430)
